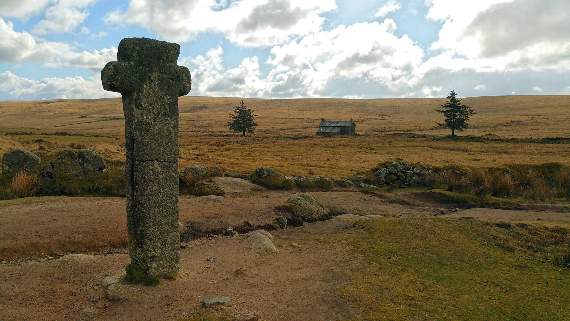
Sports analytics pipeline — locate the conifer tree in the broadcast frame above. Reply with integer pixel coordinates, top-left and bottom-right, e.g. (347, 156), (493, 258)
(437, 90), (475, 137)
(228, 100), (257, 136)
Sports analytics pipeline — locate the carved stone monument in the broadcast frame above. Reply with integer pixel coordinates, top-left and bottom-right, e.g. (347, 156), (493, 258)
(101, 38), (191, 283)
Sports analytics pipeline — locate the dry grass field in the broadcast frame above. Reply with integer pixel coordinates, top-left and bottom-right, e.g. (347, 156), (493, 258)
(1, 95), (570, 177)
(2, 96), (570, 321)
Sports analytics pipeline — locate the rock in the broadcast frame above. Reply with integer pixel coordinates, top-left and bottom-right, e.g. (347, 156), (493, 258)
(211, 177), (264, 194)
(250, 168), (294, 190)
(181, 165), (209, 185)
(101, 276), (121, 288)
(200, 195), (225, 201)
(373, 160), (433, 187)
(104, 283), (129, 302)
(43, 149), (106, 179)
(102, 276), (128, 302)
(284, 193), (328, 224)
(191, 181), (225, 196)
(1, 148), (41, 178)
(247, 230), (278, 254)
(201, 296), (231, 308)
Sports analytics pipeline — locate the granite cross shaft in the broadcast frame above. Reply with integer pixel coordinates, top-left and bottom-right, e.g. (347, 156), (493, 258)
(101, 37), (191, 282)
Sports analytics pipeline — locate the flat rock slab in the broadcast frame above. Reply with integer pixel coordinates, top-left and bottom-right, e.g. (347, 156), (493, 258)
(201, 296), (231, 308)
(211, 177), (265, 194)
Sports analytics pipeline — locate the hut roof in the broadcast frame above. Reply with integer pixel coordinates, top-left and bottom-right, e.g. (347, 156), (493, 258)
(319, 120), (355, 127)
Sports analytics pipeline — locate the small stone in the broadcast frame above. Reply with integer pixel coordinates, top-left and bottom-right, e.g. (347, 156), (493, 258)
(104, 283), (129, 302)
(201, 296), (231, 308)
(247, 230), (278, 254)
(101, 276), (121, 288)
(206, 256), (216, 263)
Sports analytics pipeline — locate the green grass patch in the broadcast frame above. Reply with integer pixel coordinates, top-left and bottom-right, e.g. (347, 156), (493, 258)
(342, 218), (570, 321)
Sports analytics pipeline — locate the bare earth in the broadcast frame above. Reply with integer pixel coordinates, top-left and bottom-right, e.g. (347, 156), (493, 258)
(2, 188), (570, 321)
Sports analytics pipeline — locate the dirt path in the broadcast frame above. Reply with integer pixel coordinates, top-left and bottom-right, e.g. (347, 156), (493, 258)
(0, 219), (359, 321)
(445, 208), (570, 227)
(0, 192), (438, 260)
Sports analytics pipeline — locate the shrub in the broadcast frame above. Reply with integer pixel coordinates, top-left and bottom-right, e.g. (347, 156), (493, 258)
(38, 160), (125, 196)
(250, 168), (294, 190)
(373, 160), (433, 187)
(190, 181), (225, 197)
(9, 171), (38, 198)
(293, 176), (334, 191)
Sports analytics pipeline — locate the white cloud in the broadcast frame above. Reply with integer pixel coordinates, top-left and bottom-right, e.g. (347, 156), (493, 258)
(0, 18), (115, 70)
(474, 84), (487, 91)
(375, 1), (401, 18)
(0, 71), (117, 100)
(183, 47), (267, 97)
(0, 0), (51, 19)
(32, 0), (97, 35)
(182, 19), (425, 98)
(267, 20), (424, 96)
(105, 0), (336, 47)
(425, 0), (570, 73)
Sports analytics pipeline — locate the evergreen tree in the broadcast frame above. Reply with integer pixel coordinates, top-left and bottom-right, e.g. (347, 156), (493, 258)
(228, 100), (257, 136)
(437, 90), (475, 137)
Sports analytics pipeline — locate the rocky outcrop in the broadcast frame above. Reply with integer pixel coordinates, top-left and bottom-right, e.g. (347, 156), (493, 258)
(2, 149), (41, 178)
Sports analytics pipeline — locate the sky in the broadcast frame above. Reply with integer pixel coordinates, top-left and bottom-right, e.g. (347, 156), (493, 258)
(0, 0), (569, 100)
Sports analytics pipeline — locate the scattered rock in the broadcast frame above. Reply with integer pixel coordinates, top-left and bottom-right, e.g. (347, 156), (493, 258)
(181, 165), (209, 185)
(101, 276), (121, 288)
(211, 177), (264, 194)
(1, 148), (41, 178)
(247, 230), (278, 254)
(250, 167), (294, 190)
(201, 296), (231, 308)
(200, 195), (225, 201)
(206, 256), (216, 263)
(104, 281), (131, 302)
(373, 160), (433, 187)
(284, 193), (328, 225)
(191, 181), (225, 196)
(42, 149), (106, 179)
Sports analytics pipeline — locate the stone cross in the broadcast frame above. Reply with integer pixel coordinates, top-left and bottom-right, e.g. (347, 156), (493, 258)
(101, 38), (191, 282)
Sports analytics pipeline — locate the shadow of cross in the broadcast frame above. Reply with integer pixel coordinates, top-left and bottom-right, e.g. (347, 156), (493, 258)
(101, 38), (191, 282)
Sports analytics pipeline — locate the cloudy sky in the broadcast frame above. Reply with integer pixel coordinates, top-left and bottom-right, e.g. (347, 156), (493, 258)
(0, 0), (569, 100)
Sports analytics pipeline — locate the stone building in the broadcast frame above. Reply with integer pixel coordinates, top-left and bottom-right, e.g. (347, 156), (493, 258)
(316, 119), (356, 136)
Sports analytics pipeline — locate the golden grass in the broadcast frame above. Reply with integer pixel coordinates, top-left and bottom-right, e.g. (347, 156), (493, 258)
(1, 95), (570, 177)
(9, 171), (38, 198)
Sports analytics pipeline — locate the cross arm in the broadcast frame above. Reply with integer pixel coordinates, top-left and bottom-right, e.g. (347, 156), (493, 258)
(177, 66), (192, 97)
(101, 61), (139, 94)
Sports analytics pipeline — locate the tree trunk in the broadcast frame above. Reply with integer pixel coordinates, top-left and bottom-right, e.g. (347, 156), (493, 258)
(242, 130), (246, 137)
(451, 128), (455, 137)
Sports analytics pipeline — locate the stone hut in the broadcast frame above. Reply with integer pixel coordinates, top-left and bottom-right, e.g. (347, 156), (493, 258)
(316, 119), (356, 136)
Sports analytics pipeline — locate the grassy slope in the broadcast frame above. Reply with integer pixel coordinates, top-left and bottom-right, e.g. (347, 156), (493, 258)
(343, 218), (570, 321)
(2, 96), (570, 177)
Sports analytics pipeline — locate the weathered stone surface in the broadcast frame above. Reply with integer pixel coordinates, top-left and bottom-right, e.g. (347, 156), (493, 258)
(43, 149), (105, 178)
(247, 230), (278, 254)
(1, 148), (41, 178)
(201, 296), (231, 308)
(284, 193), (328, 224)
(101, 37), (191, 281)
